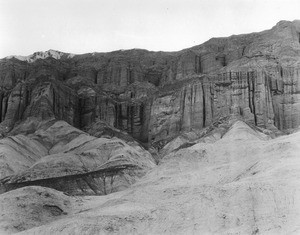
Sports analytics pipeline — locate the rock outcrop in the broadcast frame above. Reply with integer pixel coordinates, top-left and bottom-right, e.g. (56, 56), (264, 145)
(0, 20), (300, 147)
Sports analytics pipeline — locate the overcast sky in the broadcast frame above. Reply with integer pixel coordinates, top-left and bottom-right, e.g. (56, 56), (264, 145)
(0, 0), (299, 58)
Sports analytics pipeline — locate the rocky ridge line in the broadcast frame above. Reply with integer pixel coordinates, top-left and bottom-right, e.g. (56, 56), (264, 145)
(0, 20), (299, 148)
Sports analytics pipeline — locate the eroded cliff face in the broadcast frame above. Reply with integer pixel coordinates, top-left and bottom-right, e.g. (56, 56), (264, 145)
(149, 66), (300, 146)
(0, 20), (300, 147)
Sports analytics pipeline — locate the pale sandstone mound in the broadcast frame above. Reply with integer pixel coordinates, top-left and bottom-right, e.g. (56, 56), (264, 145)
(220, 120), (270, 141)
(0, 186), (73, 234)
(159, 116), (232, 157)
(158, 116), (279, 158)
(16, 121), (300, 234)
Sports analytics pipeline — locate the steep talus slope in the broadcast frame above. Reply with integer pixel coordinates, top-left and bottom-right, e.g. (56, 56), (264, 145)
(0, 20), (299, 147)
(10, 120), (300, 234)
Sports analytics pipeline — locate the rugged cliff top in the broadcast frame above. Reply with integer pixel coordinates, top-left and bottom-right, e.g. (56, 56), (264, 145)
(2, 20), (300, 66)
(0, 20), (299, 143)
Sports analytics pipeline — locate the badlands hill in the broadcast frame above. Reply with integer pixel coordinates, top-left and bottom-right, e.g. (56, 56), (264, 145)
(0, 20), (300, 234)
(0, 119), (300, 234)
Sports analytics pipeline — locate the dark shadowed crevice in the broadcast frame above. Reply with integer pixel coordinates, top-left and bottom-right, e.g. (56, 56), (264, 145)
(1, 163), (139, 195)
(43, 205), (65, 216)
(195, 55), (202, 74)
(202, 83), (206, 127)
(94, 70), (98, 84)
(179, 88), (186, 132)
(221, 56), (227, 67)
(0, 92), (3, 123)
(139, 104), (144, 126)
(118, 104), (123, 129)
(210, 86), (214, 118)
(127, 65), (134, 85)
(251, 74), (257, 126)
(3, 96), (8, 123)
(247, 72), (253, 113)
(130, 105), (134, 134)
(78, 98), (83, 129)
(216, 55), (226, 67)
(241, 46), (246, 56)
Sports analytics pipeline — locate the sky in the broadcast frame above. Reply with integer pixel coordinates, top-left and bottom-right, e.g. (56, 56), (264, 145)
(0, 0), (299, 58)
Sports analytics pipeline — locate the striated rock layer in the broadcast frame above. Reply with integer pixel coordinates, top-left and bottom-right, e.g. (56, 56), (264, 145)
(0, 120), (156, 195)
(0, 20), (300, 147)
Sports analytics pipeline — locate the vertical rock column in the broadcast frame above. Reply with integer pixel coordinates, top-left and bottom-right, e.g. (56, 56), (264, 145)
(0, 83), (28, 132)
(270, 67), (300, 130)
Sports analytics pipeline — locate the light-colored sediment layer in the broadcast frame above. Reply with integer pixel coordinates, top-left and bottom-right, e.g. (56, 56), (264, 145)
(11, 121), (300, 234)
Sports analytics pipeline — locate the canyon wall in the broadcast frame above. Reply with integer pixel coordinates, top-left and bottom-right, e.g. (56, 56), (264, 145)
(0, 20), (299, 147)
(150, 68), (300, 147)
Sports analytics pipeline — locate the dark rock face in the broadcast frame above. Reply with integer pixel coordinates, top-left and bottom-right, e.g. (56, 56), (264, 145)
(0, 20), (300, 147)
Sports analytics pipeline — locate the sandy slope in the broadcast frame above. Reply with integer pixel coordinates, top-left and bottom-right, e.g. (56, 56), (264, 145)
(5, 121), (300, 234)
(0, 186), (74, 234)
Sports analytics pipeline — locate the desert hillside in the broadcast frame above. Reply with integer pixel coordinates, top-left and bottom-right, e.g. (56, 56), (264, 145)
(0, 119), (300, 234)
(0, 20), (300, 234)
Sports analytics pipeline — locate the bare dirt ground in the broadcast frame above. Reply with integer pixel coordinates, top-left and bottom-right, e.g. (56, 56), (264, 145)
(1, 121), (300, 234)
